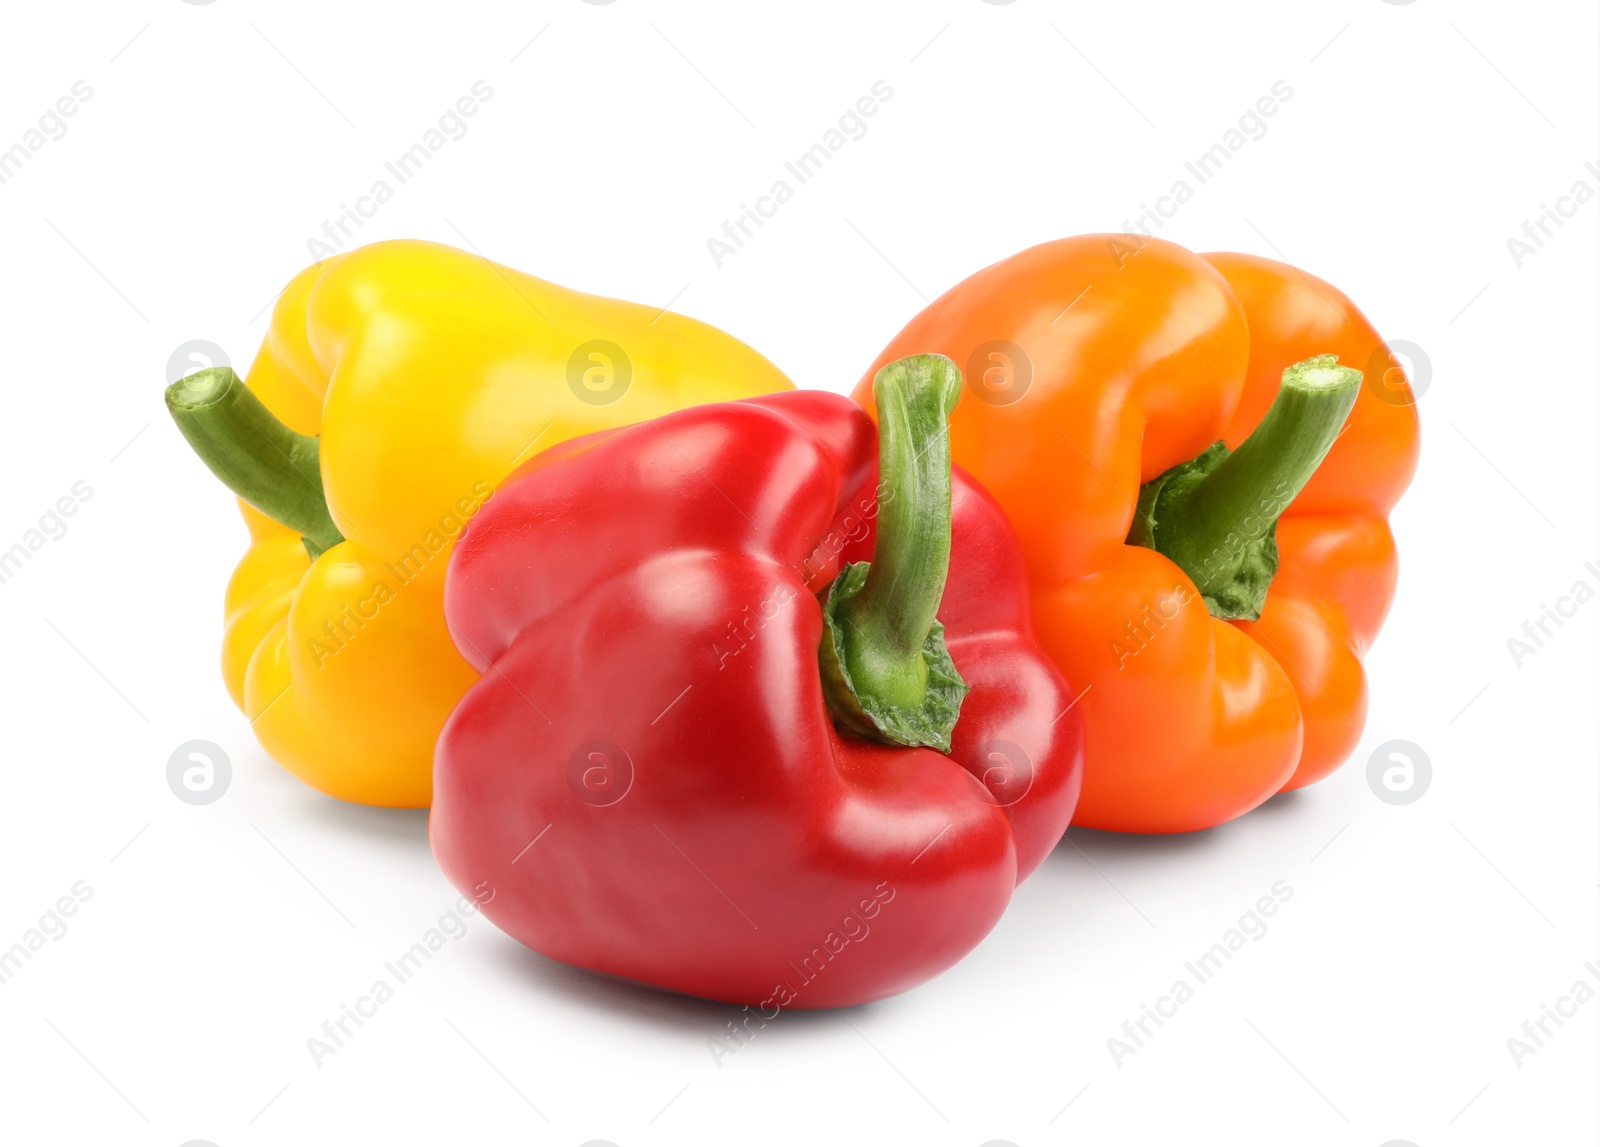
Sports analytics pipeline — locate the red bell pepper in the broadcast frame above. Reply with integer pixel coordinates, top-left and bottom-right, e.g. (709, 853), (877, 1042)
(431, 355), (1083, 1007)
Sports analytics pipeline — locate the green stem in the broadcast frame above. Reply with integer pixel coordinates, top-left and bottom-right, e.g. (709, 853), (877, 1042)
(817, 354), (969, 751)
(164, 367), (344, 558)
(1128, 354), (1361, 619)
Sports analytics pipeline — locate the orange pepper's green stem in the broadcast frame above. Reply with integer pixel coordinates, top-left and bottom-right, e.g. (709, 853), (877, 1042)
(818, 354), (969, 751)
(1128, 355), (1361, 619)
(165, 367), (344, 558)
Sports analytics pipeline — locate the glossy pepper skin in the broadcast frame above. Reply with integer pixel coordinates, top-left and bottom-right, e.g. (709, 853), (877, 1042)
(853, 236), (1419, 833)
(431, 374), (1083, 1007)
(189, 239), (793, 807)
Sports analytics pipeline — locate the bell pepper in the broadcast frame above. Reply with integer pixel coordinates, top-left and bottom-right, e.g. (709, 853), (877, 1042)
(431, 355), (1083, 1007)
(853, 236), (1419, 833)
(166, 239), (793, 807)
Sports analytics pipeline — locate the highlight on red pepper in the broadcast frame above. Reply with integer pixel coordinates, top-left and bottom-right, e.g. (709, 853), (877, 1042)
(854, 236), (1419, 834)
(430, 354), (1084, 1007)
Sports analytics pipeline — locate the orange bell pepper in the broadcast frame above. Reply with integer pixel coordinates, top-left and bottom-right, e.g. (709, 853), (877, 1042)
(853, 236), (1419, 833)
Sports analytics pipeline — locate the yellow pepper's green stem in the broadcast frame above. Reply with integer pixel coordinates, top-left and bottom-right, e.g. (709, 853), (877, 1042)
(165, 367), (344, 558)
(817, 354), (969, 751)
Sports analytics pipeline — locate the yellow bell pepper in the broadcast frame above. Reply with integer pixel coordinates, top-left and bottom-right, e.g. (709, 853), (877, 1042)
(168, 239), (793, 807)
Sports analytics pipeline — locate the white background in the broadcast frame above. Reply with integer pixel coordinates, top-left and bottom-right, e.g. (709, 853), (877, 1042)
(0, 2), (1595, 1144)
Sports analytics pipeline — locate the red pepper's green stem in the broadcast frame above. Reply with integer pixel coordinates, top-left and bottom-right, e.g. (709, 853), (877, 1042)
(847, 357), (960, 675)
(818, 354), (969, 751)
(1128, 354), (1361, 619)
(165, 367), (345, 558)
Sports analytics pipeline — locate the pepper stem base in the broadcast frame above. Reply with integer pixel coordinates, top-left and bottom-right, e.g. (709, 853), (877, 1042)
(818, 562), (969, 752)
(1128, 354), (1362, 620)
